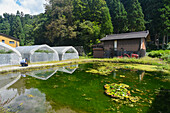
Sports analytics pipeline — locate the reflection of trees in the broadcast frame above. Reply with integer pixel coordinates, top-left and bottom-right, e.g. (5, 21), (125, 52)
(9, 78), (26, 95)
(148, 88), (170, 113)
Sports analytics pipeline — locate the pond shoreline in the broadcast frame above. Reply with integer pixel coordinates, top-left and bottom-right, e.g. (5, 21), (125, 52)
(0, 58), (169, 74)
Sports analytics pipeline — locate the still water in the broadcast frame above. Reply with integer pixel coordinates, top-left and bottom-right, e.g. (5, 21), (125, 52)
(0, 63), (169, 113)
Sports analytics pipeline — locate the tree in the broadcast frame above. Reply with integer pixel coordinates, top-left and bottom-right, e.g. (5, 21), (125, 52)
(106, 0), (128, 33)
(100, 7), (113, 35)
(73, 0), (113, 34)
(44, 0), (76, 46)
(0, 20), (10, 35)
(79, 21), (101, 54)
(11, 16), (25, 45)
(158, 0), (170, 48)
(122, 0), (145, 31)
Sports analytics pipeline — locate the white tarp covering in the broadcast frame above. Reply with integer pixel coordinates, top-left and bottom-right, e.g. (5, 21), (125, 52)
(16, 44), (59, 63)
(52, 46), (79, 60)
(0, 42), (22, 66)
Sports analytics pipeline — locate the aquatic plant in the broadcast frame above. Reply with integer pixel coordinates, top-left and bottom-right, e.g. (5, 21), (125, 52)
(104, 83), (130, 99)
(104, 83), (140, 103)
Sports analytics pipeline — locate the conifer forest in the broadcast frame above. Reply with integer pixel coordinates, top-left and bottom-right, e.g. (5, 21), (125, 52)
(0, 0), (169, 53)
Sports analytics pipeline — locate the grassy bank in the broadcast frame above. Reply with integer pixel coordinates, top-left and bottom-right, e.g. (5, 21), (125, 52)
(0, 57), (169, 74)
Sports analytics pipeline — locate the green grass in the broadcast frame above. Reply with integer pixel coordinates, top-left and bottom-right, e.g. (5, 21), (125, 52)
(0, 50), (13, 54)
(35, 49), (54, 53)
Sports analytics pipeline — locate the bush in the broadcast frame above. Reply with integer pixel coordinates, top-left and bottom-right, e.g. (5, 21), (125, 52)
(148, 50), (170, 62)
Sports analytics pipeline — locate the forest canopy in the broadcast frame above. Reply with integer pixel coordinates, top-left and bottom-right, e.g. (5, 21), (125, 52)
(0, 0), (169, 54)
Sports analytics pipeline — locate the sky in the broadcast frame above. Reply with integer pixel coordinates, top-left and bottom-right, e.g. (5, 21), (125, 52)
(0, 0), (48, 16)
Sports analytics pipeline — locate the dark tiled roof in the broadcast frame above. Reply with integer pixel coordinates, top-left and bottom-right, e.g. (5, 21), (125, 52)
(0, 33), (20, 41)
(100, 31), (149, 41)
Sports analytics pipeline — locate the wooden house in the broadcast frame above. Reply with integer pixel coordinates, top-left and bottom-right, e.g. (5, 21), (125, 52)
(0, 33), (20, 48)
(93, 31), (150, 58)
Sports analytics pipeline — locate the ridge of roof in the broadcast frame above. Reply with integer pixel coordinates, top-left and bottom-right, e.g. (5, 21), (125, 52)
(0, 33), (20, 41)
(100, 31), (149, 41)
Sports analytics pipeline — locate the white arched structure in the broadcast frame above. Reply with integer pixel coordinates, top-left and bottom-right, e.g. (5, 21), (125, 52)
(16, 44), (59, 63)
(52, 46), (79, 61)
(0, 42), (22, 66)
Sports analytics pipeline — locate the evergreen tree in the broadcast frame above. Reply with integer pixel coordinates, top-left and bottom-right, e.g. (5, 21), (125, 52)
(106, 0), (128, 33)
(11, 16), (25, 45)
(73, 0), (113, 34)
(100, 7), (113, 35)
(0, 20), (10, 35)
(158, 0), (170, 47)
(123, 0), (145, 31)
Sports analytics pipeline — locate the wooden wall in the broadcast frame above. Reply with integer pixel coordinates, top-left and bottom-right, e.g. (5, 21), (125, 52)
(103, 41), (114, 51)
(0, 35), (19, 48)
(117, 39), (141, 51)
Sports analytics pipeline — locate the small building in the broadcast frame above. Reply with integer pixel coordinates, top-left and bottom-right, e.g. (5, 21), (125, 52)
(16, 44), (59, 63)
(0, 33), (20, 48)
(0, 42), (22, 66)
(52, 46), (79, 61)
(94, 31), (150, 58)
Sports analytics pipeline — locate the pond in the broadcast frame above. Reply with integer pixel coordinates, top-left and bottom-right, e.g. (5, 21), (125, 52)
(0, 63), (170, 113)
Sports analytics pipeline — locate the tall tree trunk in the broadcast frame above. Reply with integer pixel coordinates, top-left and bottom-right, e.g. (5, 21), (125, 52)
(162, 35), (165, 49)
(166, 34), (169, 44)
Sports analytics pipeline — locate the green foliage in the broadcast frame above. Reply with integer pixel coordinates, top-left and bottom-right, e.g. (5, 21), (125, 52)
(0, 0), (169, 50)
(0, 50), (13, 54)
(125, 0), (145, 31)
(35, 49), (54, 53)
(78, 21), (101, 54)
(0, 20), (10, 35)
(148, 50), (170, 63)
(106, 0), (128, 33)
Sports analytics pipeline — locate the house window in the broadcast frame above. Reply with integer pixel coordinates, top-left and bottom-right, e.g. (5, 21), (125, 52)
(2, 40), (5, 43)
(9, 41), (15, 44)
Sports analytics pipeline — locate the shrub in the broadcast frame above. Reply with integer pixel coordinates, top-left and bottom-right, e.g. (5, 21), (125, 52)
(148, 50), (170, 62)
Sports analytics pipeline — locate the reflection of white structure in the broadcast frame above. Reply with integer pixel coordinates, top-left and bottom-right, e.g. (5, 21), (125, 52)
(26, 67), (59, 80)
(0, 72), (21, 91)
(0, 72), (21, 106)
(0, 42), (22, 66)
(16, 44), (59, 63)
(58, 64), (78, 74)
(52, 46), (79, 61)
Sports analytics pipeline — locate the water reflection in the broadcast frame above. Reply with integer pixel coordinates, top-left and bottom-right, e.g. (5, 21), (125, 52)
(26, 67), (59, 80)
(0, 72), (55, 113)
(0, 64), (79, 113)
(25, 64), (78, 80)
(139, 71), (145, 81)
(0, 72), (21, 91)
(58, 64), (78, 74)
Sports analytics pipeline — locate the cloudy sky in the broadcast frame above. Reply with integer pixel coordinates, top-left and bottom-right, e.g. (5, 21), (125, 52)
(0, 0), (48, 16)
